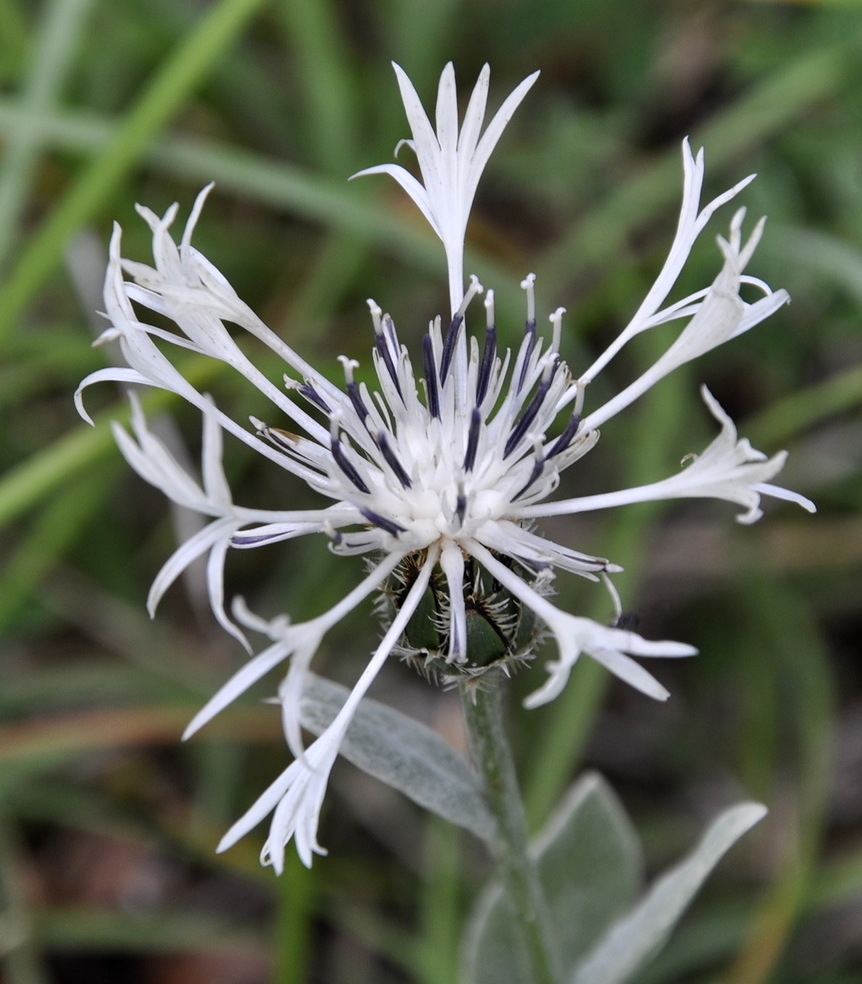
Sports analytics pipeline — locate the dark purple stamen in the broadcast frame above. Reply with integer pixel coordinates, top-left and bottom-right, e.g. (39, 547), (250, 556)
(331, 437), (370, 493)
(423, 334), (440, 418)
(299, 383), (331, 413)
(475, 325), (497, 406)
(455, 491), (467, 527)
(360, 507), (406, 536)
(260, 426), (294, 452)
(545, 413), (581, 459)
(343, 534), (379, 551)
(516, 320), (537, 394)
(612, 611), (640, 631)
(513, 458), (544, 500)
(463, 407), (482, 472)
(232, 532), (283, 546)
(346, 380), (369, 423)
(505, 378), (550, 458)
(439, 313), (464, 382)
(375, 328), (403, 400)
(377, 431), (412, 488)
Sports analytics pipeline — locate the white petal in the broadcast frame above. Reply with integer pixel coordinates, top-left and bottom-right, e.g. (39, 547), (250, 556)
(349, 163), (441, 239)
(466, 540), (695, 706)
(434, 62), (459, 162)
(205, 536), (244, 646)
(146, 518), (238, 617)
(391, 62), (442, 183)
(217, 753), (308, 858)
(470, 69), (540, 192)
(181, 182), (215, 252)
(589, 648), (672, 701)
(218, 546), (441, 868)
(183, 629), (312, 740)
(521, 388), (811, 524)
(478, 520), (610, 577)
(565, 144), (768, 411)
(440, 539), (467, 661)
(200, 399), (232, 503)
(752, 482), (815, 515)
(75, 367), (152, 425)
(266, 748), (332, 871)
(456, 63), (490, 156)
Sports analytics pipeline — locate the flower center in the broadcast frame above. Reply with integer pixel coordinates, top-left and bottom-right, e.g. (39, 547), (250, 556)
(254, 277), (585, 557)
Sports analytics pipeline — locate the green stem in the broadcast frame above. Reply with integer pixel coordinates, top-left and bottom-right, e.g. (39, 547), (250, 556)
(461, 673), (560, 984)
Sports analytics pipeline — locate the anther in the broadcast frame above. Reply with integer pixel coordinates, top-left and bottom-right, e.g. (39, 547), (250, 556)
(454, 482), (467, 528)
(375, 326), (403, 399)
(505, 378), (550, 458)
(442, 275), (484, 382)
(377, 431), (412, 488)
(463, 407), (482, 472)
(513, 435), (546, 499)
(298, 382), (331, 413)
(476, 292), (497, 406)
(422, 334), (441, 418)
(516, 322), (537, 395)
(251, 417), (300, 452)
(360, 507), (406, 536)
(545, 412), (580, 458)
(331, 428), (370, 494)
(232, 531), (280, 546)
(439, 312), (463, 383)
(513, 458), (545, 501)
(340, 355), (369, 423)
(476, 325), (497, 407)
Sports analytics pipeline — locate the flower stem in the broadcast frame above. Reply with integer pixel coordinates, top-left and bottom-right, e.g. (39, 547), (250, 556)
(461, 672), (560, 984)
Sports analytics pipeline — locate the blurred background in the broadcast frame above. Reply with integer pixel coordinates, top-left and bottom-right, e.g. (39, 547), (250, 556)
(2, 0), (861, 981)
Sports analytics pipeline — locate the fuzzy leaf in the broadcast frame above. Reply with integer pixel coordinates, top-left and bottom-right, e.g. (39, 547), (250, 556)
(569, 802), (767, 984)
(299, 673), (495, 841)
(462, 773), (643, 984)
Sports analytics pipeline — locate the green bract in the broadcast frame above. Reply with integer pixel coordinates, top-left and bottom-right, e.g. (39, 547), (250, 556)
(384, 552), (543, 680)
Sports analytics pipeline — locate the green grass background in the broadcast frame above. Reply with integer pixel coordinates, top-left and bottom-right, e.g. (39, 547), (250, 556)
(1, 0), (861, 981)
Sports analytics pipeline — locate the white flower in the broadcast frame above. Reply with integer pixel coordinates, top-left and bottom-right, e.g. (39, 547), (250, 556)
(77, 63), (813, 868)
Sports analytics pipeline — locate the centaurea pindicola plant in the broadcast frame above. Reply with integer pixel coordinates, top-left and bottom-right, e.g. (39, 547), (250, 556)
(77, 63), (814, 983)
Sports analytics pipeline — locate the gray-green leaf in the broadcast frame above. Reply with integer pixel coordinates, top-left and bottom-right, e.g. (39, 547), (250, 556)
(300, 673), (495, 841)
(569, 802), (767, 984)
(462, 773), (643, 984)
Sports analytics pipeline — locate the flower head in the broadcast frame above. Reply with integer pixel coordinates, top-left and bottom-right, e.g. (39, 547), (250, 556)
(77, 63), (813, 868)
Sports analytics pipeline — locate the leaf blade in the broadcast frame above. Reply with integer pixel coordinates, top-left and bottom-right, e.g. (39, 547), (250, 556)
(570, 802), (767, 984)
(300, 674), (495, 841)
